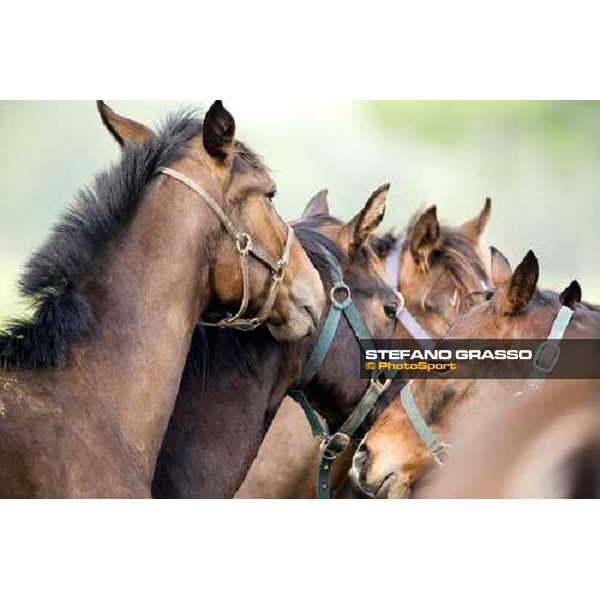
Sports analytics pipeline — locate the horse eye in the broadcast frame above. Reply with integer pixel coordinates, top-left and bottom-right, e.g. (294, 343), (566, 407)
(384, 303), (398, 319)
(266, 189), (277, 203)
(484, 290), (494, 301)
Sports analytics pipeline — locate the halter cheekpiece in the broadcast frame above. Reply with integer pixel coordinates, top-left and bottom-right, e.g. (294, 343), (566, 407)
(159, 167), (294, 331)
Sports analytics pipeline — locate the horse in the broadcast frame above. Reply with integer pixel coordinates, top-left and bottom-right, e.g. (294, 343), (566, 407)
(233, 197), (503, 499)
(353, 249), (600, 498)
(0, 101), (325, 498)
(152, 184), (408, 498)
(421, 379), (600, 498)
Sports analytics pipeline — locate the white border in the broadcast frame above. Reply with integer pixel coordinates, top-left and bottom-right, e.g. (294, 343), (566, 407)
(1, 2), (599, 98)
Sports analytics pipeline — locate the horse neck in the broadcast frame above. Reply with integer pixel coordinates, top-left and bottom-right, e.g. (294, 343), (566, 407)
(71, 177), (211, 482)
(153, 332), (302, 498)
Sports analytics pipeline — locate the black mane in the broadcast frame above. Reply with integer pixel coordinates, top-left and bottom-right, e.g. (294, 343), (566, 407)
(0, 109), (265, 370)
(371, 230), (398, 259)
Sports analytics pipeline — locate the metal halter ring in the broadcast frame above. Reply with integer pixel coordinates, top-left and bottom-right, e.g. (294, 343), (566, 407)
(371, 371), (392, 394)
(272, 263), (286, 283)
(395, 291), (405, 311)
(321, 431), (351, 460)
(330, 282), (352, 309)
(236, 233), (252, 255)
(431, 442), (452, 467)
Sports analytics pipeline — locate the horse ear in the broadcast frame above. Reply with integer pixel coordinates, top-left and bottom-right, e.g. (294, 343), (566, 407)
(490, 246), (512, 285)
(559, 280), (582, 309)
(499, 250), (539, 315)
(96, 101), (152, 148)
(462, 197), (492, 240)
(302, 189), (330, 219)
(203, 100), (236, 163)
(409, 206), (440, 269)
(340, 184), (390, 261)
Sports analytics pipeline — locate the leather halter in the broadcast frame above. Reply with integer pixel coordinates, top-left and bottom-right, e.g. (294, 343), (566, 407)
(288, 244), (395, 499)
(159, 167), (294, 331)
(399, 304), (575, 466)
(385, 239), (435, 350)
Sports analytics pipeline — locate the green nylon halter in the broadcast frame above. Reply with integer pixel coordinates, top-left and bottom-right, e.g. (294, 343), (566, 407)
(288, 244), (393, 499)
(520, 305), (574, 392)
(401, 304), (575, 465)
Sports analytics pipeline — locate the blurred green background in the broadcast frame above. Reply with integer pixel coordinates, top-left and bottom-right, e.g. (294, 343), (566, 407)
(1, 101), (599, 318)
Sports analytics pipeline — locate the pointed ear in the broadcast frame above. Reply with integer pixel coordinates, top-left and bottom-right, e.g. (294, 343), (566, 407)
(462, 197), (492, 240)
(499, 250), (539, 315)
(203, 100), (236, 163)
(302, 189), (330, 219)
(96, 101), (152, 148)
(490, 246), (512, 285)
(559, 280), (582, 309)
(409, 206), (440, 269)
(339, 184), (390, 261)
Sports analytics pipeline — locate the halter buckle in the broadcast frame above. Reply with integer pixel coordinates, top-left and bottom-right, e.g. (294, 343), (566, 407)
(330, 282), (352, 310)
(371, 372), (392, 394)
(236, 233), (252, 255)
(532, 340), (561, 374)
(431, 442), (452, 466)
(321, 431), (351, 460)
(273, 263), (286, 282)
(243, 317), (262, 330)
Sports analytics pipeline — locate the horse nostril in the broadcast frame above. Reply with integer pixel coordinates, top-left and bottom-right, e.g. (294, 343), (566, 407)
(353, 444), (371, 475)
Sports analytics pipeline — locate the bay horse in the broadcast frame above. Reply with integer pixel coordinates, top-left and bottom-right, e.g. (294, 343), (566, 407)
(0, 101), (325, 498)
(422, 379), (600, 498)
(353, 250), (600, 498)
(235, 199), (502, 498)
(152, 184), (407, 498)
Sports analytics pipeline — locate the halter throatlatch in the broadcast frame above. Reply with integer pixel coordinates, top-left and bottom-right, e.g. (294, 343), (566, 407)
(288, 244), (394, 499)
(401, 304), (575, 466)
(159, 167), (294, 331)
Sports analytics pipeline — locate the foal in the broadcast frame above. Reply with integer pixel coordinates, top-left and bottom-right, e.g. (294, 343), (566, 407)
(152, 185), (405, 498)
(0, 101), (324, 498)
(236, 199), (500, 498)
(354, 250), (600, 498)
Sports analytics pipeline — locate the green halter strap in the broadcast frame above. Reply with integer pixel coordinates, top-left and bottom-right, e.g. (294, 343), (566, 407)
(400, 383), (451, 466)
(288, 244), (393, 499)
(520, 305), (574, 393)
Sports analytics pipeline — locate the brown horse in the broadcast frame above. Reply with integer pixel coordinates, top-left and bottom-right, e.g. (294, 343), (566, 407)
(422, 379), (600, 498)
(0, 101), (324, 498)
(152, 185), (407, 498)
(236, 199), (500, 498)
(353, 250), (600, 498)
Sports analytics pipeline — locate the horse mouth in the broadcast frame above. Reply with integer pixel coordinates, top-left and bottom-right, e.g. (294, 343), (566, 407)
(374, 473), (397, 499)
(357, 472), (397, 499)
